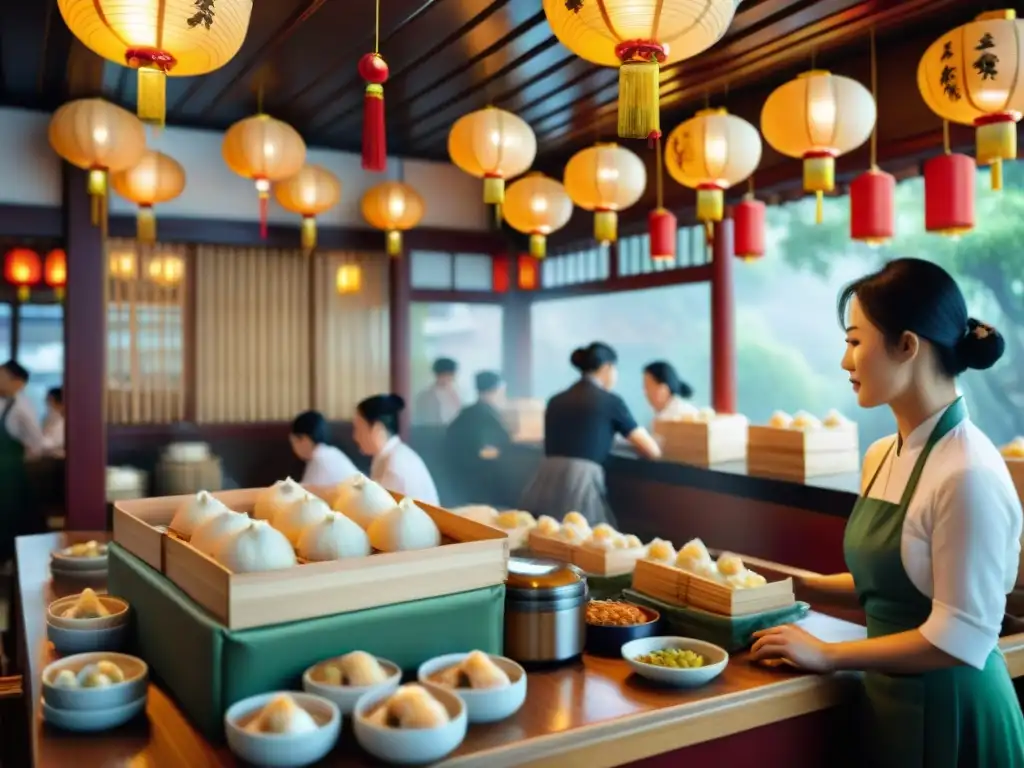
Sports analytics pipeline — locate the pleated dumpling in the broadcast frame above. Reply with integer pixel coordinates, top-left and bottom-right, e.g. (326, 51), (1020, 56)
(61, 588), (109, 619)
(367, 497), (441, 552)
(460, 650), (510, 689)
(275, 492), (332, 546)
(645, 538), (676, 563)
(246, 693), (318, 735)
(169, 491), (229, 538)
(297, 511), (371, 561)
(332, 474), (397, 530)
(253, 478), (304, 522)
(215, 520), (297, 573)
(190, 509), (252, 557)
(535, 515), (561, 536)
(338, 651), (389, 686)
(381, 684), (450, 729)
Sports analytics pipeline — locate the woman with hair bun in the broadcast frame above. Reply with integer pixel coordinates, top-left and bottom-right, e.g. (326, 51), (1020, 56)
(354, 394), (439, 505)
(520, 341), (661, 526)
(752, 258), (1024, 766)
(643, 360), (697, 429)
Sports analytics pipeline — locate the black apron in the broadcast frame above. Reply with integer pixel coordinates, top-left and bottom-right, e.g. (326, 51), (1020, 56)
(0, 398), (29, 562)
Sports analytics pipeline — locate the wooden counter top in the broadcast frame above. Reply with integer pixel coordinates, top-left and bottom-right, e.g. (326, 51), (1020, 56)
(14, 532), (1024, 768)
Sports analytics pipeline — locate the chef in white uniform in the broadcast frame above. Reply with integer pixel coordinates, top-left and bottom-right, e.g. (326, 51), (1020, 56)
(642, 361), (696, 429)
(353, 394), (439, 505)
(289, 410), (360, 486)
(41, 386), (65, 457)
(0, 360), (44, 562)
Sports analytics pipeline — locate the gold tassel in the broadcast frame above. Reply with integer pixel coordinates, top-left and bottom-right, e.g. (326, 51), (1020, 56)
(137, 206), (156, 243)
(386, 230), (402, 256)
(991, 158), (1003, 191)
(137, 68), (167, 126)
(483, 177), (505, 205)
(87, 169), (107, 228)
(696, 188), (724, 223)
(529, 234), (546, 258)
(618, 60), (660, 140)
(815, 191), (824, 224)
(301, 216), (317, 252)
(594, 210), (618, 243)
(17, 286), (29, 302)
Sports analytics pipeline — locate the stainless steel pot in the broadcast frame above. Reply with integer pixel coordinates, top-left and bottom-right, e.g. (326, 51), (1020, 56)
(504, 556), (587, 664)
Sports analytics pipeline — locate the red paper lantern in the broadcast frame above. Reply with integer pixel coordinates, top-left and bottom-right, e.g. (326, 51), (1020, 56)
(492, 254), (510, 293)
(733, 197), (766, 261)
(358, 52), (389, 173)
(517, 254), (538, 291)
(4, 247), (42, 301)
(924, 153), (975, 236)
(44, 249), (67, 300)
(850, 168), (895, 245)
(648, 208), (677, 262)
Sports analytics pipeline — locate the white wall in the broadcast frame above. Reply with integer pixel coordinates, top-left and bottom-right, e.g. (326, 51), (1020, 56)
(0, 107), (489, 232)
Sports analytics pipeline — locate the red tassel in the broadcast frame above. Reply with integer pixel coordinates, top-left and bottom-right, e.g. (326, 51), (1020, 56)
(259, 192), (268, 240)
(358, 53), (389, 173)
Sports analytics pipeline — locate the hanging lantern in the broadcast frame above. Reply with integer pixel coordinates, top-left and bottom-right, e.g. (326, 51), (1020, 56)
(359, 52), (389, 172)
(448, 107), (537, 205)
(273, 165), (342, 252)
(918, 10), (1023, 190)
(223, 114), (307, 239)
(361, 181), (425, 256)
(648, 210), (677, 262)
(336, 264), (361, 295)
(924, 152), (975, 236)
(57, 0), (252, 126)
(44, 249), (68, 300)
(4, 248), (42, 301)
(563, 143), (645, 244)
(517, 254), (539, 291)
(503, 173), (574, 259)
(48, 98), (146, 231)
(734, 196), (766, 261)
(665, 108), (762, 240)
(109, 251), (138, 281)
(543, 0), (738, 141)
(147, 254), (184, 288)
(761, 72), (876, 223)
(111, 149), (186, 243)
(492, 255), (511, 293)
(849, 169), (895, 245)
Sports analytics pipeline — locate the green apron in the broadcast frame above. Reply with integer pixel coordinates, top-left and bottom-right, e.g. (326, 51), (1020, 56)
(0, 397), (28, 562)
(844, 397), (1024, 767)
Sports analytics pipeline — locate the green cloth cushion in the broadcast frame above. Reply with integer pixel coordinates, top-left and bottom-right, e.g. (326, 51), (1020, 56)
(583, 571), (634, 601)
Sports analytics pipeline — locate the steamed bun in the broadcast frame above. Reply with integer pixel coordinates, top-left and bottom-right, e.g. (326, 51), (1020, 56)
(332, 474), (397, 529)
(367, 497), (441, 552)
(253, 478), (304, 522)
(170, 491), (228, 538)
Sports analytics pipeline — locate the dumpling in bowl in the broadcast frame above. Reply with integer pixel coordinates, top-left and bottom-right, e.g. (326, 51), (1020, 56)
(375, 684), (450, 729)
(337, 651), (389, 687)
(61, 588), (109, 619)
(246, 693), (318, 735)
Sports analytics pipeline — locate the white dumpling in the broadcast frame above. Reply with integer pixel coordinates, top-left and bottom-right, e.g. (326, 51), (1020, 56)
(169, 491), (229, 538)
(96, 660), (125, 684)
(367, 497), (441, 552)
(61, 588), (109, 619)
(247, 694), (318, 735)
(275, 492), (333, 546)
(338, 651), (389, 686)
(215, 520), (297, 573)
(332, 474), (398, 529)
(451, 505), (499, 525)
(675, 538), (718, 578)
(557, 525), (586, 543)
(386, 685), (450, 729)
(716, 551), (746, 577)
(460, 651), (510, 689)
(582, 527), (620, 551)
(645, 539), (676, 563)
(1001, 436), (1024, 458)
(535, 515), (560, 536)
(190, 509), (252, 557)
(297, 511), (371, 561)
(77, 664), (113, 688)
(697, 406), (717, 422)
(822, 409), (849, 428)
(616, 534), (643, 550)
(495, 510), (536, 530)
(52, 670), (79, 688)
(562, 512), (590, 533)
(253, 478), (305, 522)
(791, 410), (822, 430)
(768, 410), (793, 429)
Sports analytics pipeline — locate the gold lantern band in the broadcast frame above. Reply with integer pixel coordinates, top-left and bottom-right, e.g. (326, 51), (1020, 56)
(594, 210), (618, 243)
(137, 204), (156, 243)
(696, 185), (725, 223)
(125, 48), (177, 127)
(386, 230), (403, 256)
(802, 151), (836, 224)
(483, 175), (505, 205)
(615, 40), (665, 141)
(87, 167), (108, 232)
(529, 233), (547, 259)
(301, 215), (318, 251)
(975, 113), (1020, 191)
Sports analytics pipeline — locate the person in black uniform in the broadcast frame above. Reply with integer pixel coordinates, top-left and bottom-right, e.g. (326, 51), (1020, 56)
(520, 342), (661, 526)
(444, 371), (513, 506)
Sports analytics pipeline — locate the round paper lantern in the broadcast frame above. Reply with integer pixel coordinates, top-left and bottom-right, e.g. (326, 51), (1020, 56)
(57, 0), (252, 125)
(849, 168), (895, 245)
(918, 10), (1023, 190)
(223, 114), (307, 238)
(336, 264), (361, 295)
(44, 249), (68, 300)
(48, 98), (146, 228)
(649, 209), (677, 262)
(361, 181), (425, 256)
(503, 173), (574, 258)
(924, 153), (975, 236)
(274, 165), (342, 251)
(543, 0), (738, 140)
(4, 248), (42, 301)
(448, 107), (537, 205)
(147, 254), (184, 288)
(761, 71), (876, 223)
(111, 149), (186, 243)
(733, 196), (766, 261)
(109, 251), (137, 281)
(563, 143), (646, 243)
(665, 108), (762, 229)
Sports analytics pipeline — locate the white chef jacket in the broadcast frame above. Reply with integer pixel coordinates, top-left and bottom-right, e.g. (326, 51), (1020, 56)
(41, 412), (65, 456)
(651, 395), (698, 430)
(0, 394), (44, 457)
(300, 443), (360, 487)
(413, 384), (462, 426)
(861, 404), (1023, 669)
(371, 436), (440, 506)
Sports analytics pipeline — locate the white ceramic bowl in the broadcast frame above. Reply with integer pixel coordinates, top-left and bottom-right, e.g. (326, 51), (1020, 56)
(302, 656), (401, 715)
(42, 694), (147, 732)
(353, 684), (467, 765)
(49, 564), (109, 581)
(51, 544), (108, 572)
(42, 653), (148, 710)
(46, 621), (129, 655)
(621, 636), (729, 688)
(47, 593), (129, 630)
(224, 692), (341, 768)
(416, 653), (527, 723)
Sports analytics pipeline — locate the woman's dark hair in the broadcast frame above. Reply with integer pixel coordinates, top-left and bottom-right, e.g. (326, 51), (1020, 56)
(570, 342), (618, 374)
(357, 394), (406, 436)
(1, 360), (29, 382)
(838, 258), (1004, 377)
(47, 386), (63, 405)
(644, 361), (693, 398)
(291, 410), (328, 444)
(432, 357), (457, 375)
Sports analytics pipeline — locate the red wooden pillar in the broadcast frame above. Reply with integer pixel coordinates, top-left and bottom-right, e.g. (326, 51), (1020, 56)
(388, 254), (411, 439)
(710, 216), (736, 413)
(501, 291), (532, 398)
(62, 164), (107, 529)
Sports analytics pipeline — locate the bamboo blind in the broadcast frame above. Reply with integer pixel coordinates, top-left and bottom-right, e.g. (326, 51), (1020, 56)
(105, 239), (188, 424)
(311, 251), (390, 419)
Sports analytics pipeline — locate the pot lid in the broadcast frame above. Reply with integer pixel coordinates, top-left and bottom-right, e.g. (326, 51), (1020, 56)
(506, 556), (584, 592)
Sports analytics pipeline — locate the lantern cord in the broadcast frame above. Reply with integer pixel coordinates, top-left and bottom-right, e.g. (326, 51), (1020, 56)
(655, 136), (664, 209)
(747, 176), (754, 198)
(256, 81), (264, 116)
(942, 120), (951, 155)
(703, 91), (710, 110)
(374, 0), (380, 54)
(869, 28), (878, 169)
(811, 48), (816, 70)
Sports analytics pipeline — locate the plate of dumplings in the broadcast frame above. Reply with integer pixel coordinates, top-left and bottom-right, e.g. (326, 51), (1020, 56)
(418, 650), (527, 723)
(302, 650), (402, 714)
(225, 691), (341, 768)
(353, 683), (468, 765)
(51, 539), (109, 577)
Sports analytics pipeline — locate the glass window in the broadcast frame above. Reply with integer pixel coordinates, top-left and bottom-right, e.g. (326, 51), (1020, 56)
(410, 251), (453, 289)
(107, 302), (184, 389)
(0, 303), (11, 361)
(16, 303), (64, 418)
(453, 253), (493, 291)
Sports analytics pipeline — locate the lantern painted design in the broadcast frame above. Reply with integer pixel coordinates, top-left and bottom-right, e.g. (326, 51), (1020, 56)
(48, 98), (146, 230)
(543, 0), (738, 140)
(649, 209), (677, 262)
(849, 169), (896, 245)
(448, 107), (537, 205)
(57, 0), (253, 125)
(359, 52), (389, 172)
(273, 165), (342, 252)
(336, 264), (361, 295)
(361, 181), (425, 256)
(918, 10), (1023, 190)
(563, 143), (646, 244)
(761, 71), (876, 223)
(924, 153), (975, 236)
(147, 254), (184, 288)
(111, 149), (186, 243)
(223, 114), (307, 239)
(733, 196), (766, 261)
(44, 249), (68, 300)
(492, 255), (511, 293)
(665, 108), (762, 235)
(4, 248), (42, 301)
(503, 173), (574, 259)
(517, 254), (538, 291)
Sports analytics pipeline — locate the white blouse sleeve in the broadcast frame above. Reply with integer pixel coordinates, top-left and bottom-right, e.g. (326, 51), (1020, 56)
(919, 465), (1017, 669)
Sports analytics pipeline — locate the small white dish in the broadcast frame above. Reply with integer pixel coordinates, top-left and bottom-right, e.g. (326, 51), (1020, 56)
(224, 692), (341, 768)
(42, 653), (148, 710)
(353, 684), (467, 765)
(621, 636), (729, 688)
(51, 544), (108, 572)
(42, 694), (147, 732)
(49, 565), (108, 581)
(417, 653), (527, 723)
(302, 656), (401, 715)
(47, 593), (128, 630)
(46, 622), (129, 655)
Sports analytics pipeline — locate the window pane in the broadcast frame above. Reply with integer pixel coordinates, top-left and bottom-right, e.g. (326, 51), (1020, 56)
(410, 251), (453, 290)
(453, 253), (493, 291)
(16, 303), (64, 417)
(0, 303), (10, 360)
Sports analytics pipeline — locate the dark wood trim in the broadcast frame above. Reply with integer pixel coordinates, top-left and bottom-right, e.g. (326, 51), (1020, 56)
(182, 248), (197, 422)
(9, 298), (21, 360)
(408, 289), (501, 304)
(710, 219), (736, 413)
(389, 255), (412, 439)
(532, 264), (713, 301)
(0, 206), (64, 239)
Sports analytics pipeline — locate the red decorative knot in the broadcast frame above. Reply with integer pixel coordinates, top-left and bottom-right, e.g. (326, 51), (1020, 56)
(974, 111), (1022, 126)
(697, 182), (724, 191)
(647, 129), (662, 148)
(358, 52), (389, 85)
(484, 172), (503, 179)
(125, 47), (177, 72)
(614, 39), (666, 65)
(803, 149), (838, 160)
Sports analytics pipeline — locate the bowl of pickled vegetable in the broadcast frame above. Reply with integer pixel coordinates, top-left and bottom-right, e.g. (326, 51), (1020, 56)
(620, 637), (729, 688)
(585, 600), (661, 657)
